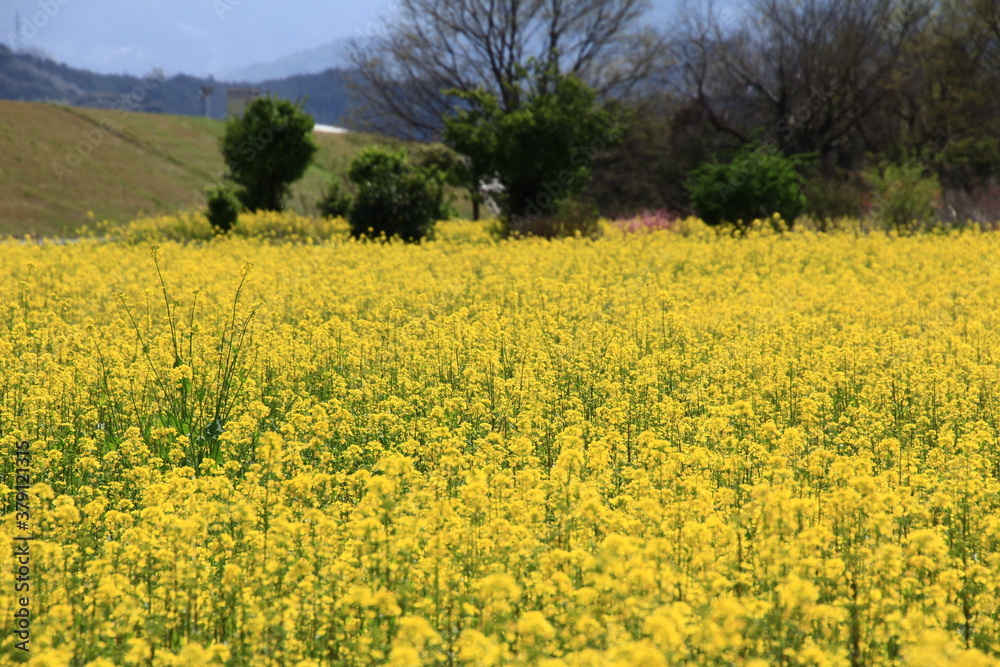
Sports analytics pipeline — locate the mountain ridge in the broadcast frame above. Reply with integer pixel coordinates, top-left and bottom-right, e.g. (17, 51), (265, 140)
(0, 44), (353, 125)
(217, 38), (353, 83)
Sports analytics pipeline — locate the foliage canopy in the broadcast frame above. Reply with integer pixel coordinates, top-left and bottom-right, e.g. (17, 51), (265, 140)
(221, 95), (317, 212)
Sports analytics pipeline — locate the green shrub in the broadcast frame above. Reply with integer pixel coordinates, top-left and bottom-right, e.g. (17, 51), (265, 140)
(205, 185), (241, 233)
(413, 144), (468, 186)
(346, 147), (447, 242)
(317, 179), (353, 219)
(687, 144), (807, 232)
(863, 161), (941, 232)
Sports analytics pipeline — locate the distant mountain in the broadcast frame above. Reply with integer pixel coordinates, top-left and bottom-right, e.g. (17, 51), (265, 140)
(218, 39), (352, 83)
(0, 44), (353, 125)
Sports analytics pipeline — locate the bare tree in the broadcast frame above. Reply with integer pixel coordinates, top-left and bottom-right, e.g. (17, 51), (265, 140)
(670, 0), (933, 169)
(346, 0), (667, 139)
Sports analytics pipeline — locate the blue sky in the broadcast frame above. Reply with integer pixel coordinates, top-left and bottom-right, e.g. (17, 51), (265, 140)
(4, 0), (684, 78)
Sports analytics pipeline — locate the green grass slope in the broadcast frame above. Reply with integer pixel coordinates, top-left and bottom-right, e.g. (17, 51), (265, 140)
(0, 100), (410, 237)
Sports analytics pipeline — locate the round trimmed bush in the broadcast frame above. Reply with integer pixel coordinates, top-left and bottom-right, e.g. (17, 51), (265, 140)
(205, 185), (241, 233)
(346, 147), (447, 242)
(687, 144), (807, 231)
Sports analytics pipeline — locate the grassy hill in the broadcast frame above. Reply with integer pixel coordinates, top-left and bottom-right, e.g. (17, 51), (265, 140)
(0, 100), (411, 237)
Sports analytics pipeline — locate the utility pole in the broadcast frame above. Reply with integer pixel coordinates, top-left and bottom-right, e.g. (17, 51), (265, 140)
(200, 86), (214, 118)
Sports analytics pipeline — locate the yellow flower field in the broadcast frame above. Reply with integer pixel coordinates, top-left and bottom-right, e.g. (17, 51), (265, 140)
(2, 214), (1000, 665)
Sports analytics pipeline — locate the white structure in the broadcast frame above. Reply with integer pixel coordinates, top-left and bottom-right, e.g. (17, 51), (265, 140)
(479, 178), (504, 217)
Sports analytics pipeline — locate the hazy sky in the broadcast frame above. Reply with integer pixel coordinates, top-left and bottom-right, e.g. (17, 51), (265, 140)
(4, 0), (685, 78)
